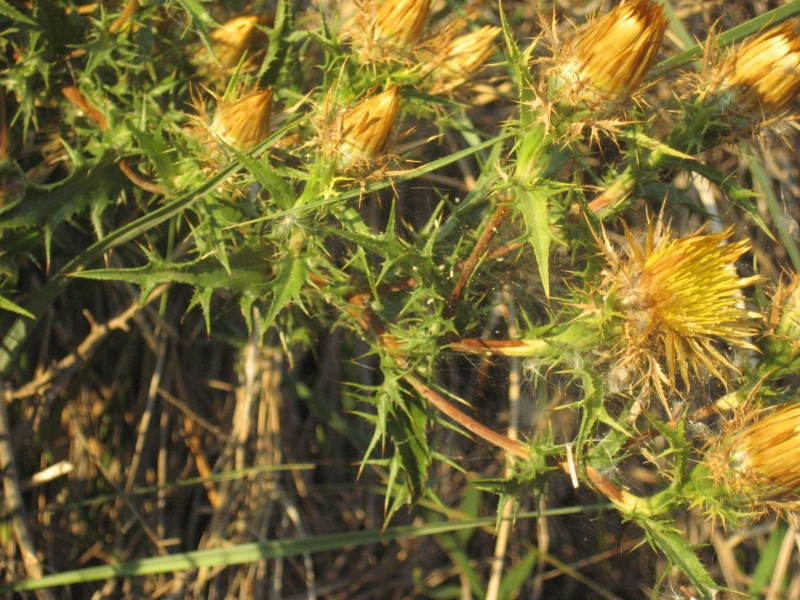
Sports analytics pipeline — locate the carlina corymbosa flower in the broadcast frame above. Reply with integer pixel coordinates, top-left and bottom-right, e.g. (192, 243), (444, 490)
(602, 219), (761, 401)
(717, 18), (800, 117)
(209, 87), (273, 151)
(562, 0), (668, 100)
(427, 26), (502, 95)
(708, 403), (800, 504)
(209, 15), (268, 69)
(374, 0), (432, 47)
(338, 85), (401, 167)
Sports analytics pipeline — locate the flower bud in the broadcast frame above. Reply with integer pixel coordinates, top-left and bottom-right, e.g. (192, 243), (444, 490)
(718, 19), (800, 116)
(209, 87), (273, 151)
(710, 403), (800, 501)
(210, 15), (268, 69)
(563, 0), (668, 99)
(374, 0), (431, 47)
(427, 26), (501, 95)
(338, 86), (401, 167)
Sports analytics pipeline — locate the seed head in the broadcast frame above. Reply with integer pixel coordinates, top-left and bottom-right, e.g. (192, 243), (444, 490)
(563, 0), (668, 99)
(209, 15), (268, 69)
(602, 220), (761, 401)
(708, 403), (800, 504)
(209, 87), (273, 151)
(338, 86), (401, 167)
(374, 0), (432, 47)
(427, 26), (501, 95)
(719, 19), (800, 117)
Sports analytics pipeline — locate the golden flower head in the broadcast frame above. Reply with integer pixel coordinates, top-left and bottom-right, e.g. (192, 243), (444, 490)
(209, 87), (273, 151)
(602, 219), (761, 400)
(707, 403), (800, 505)
(427, 26), (501, 95)
(209, 15), (268, 69)
(374, 0), (432, 47)
(718, 19), (800, 117)
(338, 86), (401, 167)
(562, 0), (668, 99)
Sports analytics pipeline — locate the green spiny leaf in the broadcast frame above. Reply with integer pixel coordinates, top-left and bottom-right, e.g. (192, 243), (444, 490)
(0, 294), (34, 319)
(0, 0), (35, 25)
(515, 184), (553, 298)
(641, 519), (720, 599)
(258, 0), (293, 87)
(261, 255), (307, 335)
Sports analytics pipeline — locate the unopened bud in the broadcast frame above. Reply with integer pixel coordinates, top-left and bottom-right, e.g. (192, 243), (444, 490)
(563, 0), (668, 99)
(427, 26), (501, 95)
(374, 0), (431, 47)
(719, 19), (800, 116)
(210, 15), (268, 69)
(338, 86), (401, 167)
(209, 88), (273, 151)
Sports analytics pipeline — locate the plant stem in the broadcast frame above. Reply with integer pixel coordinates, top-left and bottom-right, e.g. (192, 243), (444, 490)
(446, 194), (513, 316)
(404, 376), (530, 459)
(0, 389), (55, 600)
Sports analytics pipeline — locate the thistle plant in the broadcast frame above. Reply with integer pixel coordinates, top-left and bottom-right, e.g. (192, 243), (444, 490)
(336, 85), (401, 168)
(207, 15), (269, 70)
(6, 1), (800, 598)
(706, 403), (800, 507)
(207, 86), (274, 151)
(588, 16), (800, 217)
(599, 221), (761, 404)
(424, 25), (502, 95)
(558, 0), (668, 101)
(373, 0), (431, 47)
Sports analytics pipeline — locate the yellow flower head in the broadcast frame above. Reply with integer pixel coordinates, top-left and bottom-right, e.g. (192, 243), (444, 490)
(374, 0), (432, 47)
(602, 220), (761, 400)
(209, 15), (268, 69)
(719, 19), (800, 117)
(338, 86), (401, 167)
(564, 0), (668, 99)
(427, 26), (501, 95)
(707, 403), (800, 506)
(209, 87), (273, 151)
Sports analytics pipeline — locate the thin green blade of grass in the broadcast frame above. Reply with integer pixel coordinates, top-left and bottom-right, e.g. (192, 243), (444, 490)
(749, 155), (800, 271)
(748, 521), (788, 596)
(4, 505), (610, 592)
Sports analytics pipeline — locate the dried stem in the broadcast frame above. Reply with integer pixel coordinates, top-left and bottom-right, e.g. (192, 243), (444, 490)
(486, 288), (522, 600)
(7, 289), (165, 402)
(446, 196), (513, 315)
(404, 375), (529, 460)
(0, 389), (55, 600)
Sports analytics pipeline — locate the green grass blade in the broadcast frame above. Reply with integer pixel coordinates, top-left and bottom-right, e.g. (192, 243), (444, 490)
(4, 505), (610, 592)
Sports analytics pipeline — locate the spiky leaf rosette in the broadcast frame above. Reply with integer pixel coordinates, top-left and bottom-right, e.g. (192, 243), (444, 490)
(601, 220), (761, 403)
